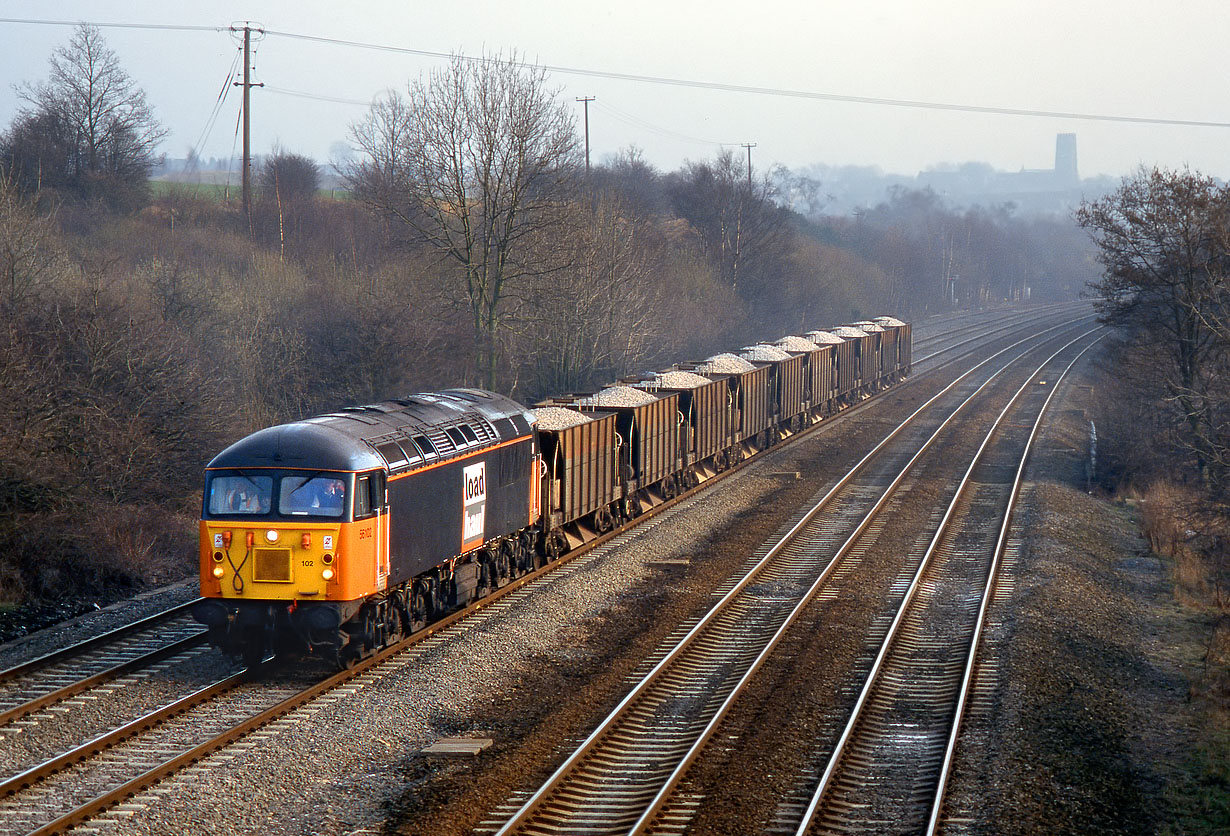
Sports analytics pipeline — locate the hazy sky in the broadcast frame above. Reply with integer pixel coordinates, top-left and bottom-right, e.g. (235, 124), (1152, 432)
(2, 1), (1228, 181)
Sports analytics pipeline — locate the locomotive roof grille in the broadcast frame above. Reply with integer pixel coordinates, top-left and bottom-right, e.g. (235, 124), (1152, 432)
(206, 389), (534, 473)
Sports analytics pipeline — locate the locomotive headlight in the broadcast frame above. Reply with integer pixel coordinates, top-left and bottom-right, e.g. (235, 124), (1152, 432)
(212, 566), (225, 578)
(265, 529), (279, 543)
(321, 567), (335, 581)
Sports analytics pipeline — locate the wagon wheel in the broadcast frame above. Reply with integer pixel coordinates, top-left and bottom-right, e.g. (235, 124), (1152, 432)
(661, 475), (677, 499)
(593, 507), (614, 533)
(544, 529), (569, 561)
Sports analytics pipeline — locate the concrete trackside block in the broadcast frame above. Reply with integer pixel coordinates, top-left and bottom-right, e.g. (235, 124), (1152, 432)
(421, 737), (494, 756)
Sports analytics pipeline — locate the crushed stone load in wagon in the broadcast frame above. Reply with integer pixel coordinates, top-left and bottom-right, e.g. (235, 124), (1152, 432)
(532, 406), (592, 430)
(853, 320), (886, 332)
(874, 315), (906, 327)
(652, 370), (713, 389)
(698, 353), (758, 374)
(831, 326), (867, 339)
(805, 330), (845, 345)
(586, 385), (660, 407)
(740, 344), (793, 362)
(776, 335), (820, 352)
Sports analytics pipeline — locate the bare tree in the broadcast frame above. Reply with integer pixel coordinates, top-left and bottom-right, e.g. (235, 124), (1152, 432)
(1077, 166), (1230, 490)
(346, 53), (580, 389)
(2, 23), (166, 209)
(666, 148), (787, 295)
(0, 172), (61, 305)
(517, 194), (664, 397)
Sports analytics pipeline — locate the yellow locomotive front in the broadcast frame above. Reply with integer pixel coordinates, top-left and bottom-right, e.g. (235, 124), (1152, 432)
(201, 471), (353, 599)
(193, 420), (391, 666)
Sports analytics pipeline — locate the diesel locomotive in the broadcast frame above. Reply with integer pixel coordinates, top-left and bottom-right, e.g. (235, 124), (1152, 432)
(192, 318), (910, 667)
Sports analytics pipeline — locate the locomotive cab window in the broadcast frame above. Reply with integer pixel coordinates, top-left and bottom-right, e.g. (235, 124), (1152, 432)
(280, 475), (347, 517)
(207, 474), (273, 515)
(354, 471), (384, 519)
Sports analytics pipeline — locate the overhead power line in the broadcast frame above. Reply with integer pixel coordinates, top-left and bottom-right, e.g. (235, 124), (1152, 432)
(261, 27), (1230, 129)
(0, 17), (224, 33)
(4, 17), (1230, 129)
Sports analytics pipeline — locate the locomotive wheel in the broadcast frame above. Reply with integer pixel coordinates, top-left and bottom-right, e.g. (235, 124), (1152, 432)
(409, 583), (430, 633)
(475, 559), (494, 599)
(241, 637), (265, 670)
(336, 644), (362, 670)
(498, 541), (517, 580)
(385, 594), (407, 644)
(520, 532), (542, 572)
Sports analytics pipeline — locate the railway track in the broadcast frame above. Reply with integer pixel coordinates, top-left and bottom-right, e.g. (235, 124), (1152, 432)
(0, 609), (208, 729)
(479, 318), (1099, 835)
(0, 304), (1094, 836)
(792, 331), (1103, 836)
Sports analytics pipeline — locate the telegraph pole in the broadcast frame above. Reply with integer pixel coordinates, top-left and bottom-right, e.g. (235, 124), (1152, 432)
(232, 23), (264, 223)
(576, 96), (595, 174)
(741, 142), (757, 190)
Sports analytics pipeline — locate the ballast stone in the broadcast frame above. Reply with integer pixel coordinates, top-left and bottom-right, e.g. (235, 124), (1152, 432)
(699, 353), (758, 374)
(651, 370), (713, 389)
(532, 407), (592, 430)
(776, 335), (821, 352)
(588, 385), (659, 407)
(741, 344), (794, 362)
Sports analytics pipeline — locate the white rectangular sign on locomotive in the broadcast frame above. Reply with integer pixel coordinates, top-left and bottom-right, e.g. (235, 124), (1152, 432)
(462, 461), (487, 551)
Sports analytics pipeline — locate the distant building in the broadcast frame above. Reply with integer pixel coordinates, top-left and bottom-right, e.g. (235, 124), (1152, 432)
(790, 133), (1111, 218)
(1055, 133), (1078, 186)
(917, 133), (1089, 214)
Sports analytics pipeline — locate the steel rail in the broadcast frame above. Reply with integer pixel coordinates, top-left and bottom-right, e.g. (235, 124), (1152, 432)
(492, 317), (1095, 836)
(0, 600), (200, 684)
(624, 318), (1099, 836)
(793, 327), (1103, 836)
(912, 302), (1092, 368)
(0, 670), (249, 798)
(0, 633), (207, 727)
(923, 333), (1107, 836)
(911, 303), (1081, 354)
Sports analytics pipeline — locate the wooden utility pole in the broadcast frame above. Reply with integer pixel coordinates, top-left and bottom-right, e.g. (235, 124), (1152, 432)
(232, 23), (264, 223)
(741, 142), (756, 190)
(576, 96), (595, 174)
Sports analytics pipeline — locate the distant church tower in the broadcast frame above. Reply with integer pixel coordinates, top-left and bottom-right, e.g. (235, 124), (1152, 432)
(1055, 133), (1078, 185)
